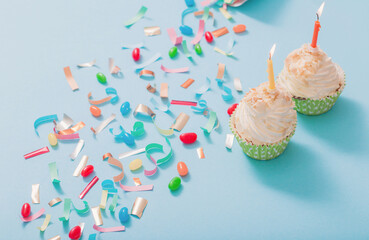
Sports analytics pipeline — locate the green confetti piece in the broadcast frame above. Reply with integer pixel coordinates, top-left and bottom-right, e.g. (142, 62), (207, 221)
(124, 6), (147, 27)
(182, 40), (192, 60)
(145, 138), (173, 166)
(131, 121), (145, 137)
(201, 111), (218, 134)
(48, 162), (60, 183)
(58, 198), (89, 221)
(109, 194), (118, 212)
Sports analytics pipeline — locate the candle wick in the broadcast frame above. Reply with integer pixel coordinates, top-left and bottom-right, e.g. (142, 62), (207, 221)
(316, 13), (319, 21)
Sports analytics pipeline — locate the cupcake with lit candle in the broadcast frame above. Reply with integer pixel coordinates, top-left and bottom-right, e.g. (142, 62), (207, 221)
(278, 2), (345, 115)
(230, 44), (297, 160)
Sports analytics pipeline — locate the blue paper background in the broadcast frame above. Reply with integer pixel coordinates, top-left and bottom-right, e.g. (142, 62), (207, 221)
(1, 0), (369, 239)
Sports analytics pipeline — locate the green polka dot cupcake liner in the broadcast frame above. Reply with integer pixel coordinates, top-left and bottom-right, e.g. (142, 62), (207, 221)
(229, 111), (296, 160)
(292, 75), (346, 116)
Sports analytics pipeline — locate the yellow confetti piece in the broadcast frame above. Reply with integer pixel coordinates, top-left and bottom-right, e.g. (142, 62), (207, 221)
(219, 7), (233, 20)
(37, 214), (51, 232)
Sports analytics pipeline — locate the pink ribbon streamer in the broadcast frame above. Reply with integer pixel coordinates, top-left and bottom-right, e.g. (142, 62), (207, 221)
(119, 182), (154, 192)
(191, 20), (205, 45)
(201, 0), (215, 6)
(20, 208), (45, 222)
(171, 100), (197, 106)
(93, 224), (125, 232)
(167, 28), (183, 45)
(161, 65), (189, 73)
(144, 155), (157, 176)
(24, 147), (49, 159)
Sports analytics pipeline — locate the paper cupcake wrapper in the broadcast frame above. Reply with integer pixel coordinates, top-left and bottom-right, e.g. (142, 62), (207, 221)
(293, 74), (346, 116)
(229, 114), (296, 160)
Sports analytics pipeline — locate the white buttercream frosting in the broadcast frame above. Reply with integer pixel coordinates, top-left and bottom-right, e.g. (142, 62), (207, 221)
(233, 82), (297, 145)
(278, 44), (344, 99)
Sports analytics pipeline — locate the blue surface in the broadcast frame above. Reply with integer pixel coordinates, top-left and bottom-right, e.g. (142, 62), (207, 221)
(1, 0), (369, 239)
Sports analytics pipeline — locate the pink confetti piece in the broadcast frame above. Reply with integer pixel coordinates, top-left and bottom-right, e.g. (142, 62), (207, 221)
(167, 28), (183, 45)
(24, 147), (49, 159)
(93, 224), (125, 232)
(161, 64), (189, 73)
(79, 176), (99, 199)
(119, 182), (154, 192)
(20, 208), (45, 222)
(144, 155), (157, 176)
(201, 0), (215, 6)
(171, 100), (197, 106)
(191, 20), (205, 45)
(53, 128), (80, 140)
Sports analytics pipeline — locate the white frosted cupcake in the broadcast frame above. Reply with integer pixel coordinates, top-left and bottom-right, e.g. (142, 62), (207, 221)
(278, 44), (345, 115)
(230, 82), (297, 160)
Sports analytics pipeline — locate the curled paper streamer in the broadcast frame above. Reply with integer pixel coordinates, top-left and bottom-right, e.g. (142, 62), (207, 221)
(191, 20), (205, 45)
(171, 113), (190, 131)
(181, 78), (195, 88)
(119, 148), (145, 160)
(99, 190), (108, 209)
(91, 206), (103, 226)
(133, 178), (142, 186)
(54, 131), (80, 140)
(122, 42), (144, 49)
(234, 77), (243, 91)
(109, 194), (118, 212)
(191, 99), (208, 113)
(195, 77), (211, 95)
(139, 69), (155, 78)
(93, 224), (125, 232)
(20, 208), (45, 222)
(119, 182), (154, 192)
(88, 234), (97, 240)
(182, 40), (192, 60)
(48, 197), (62, 207)
(24, 146), (49, 159)
(219, 7), (233, 20)
(77, 59), (96, 68)
(212, 27), (229, 38)
(144, 26), (161, 36)
(131, 197), (148, 218)
(109, 125), (135, 145)
(145, 138), (173, 166)
(103, 153), (112, 161)
(79, 222), (85, 238)
(124, 6), (147, 27)
(214, 38), (235, 57)
(109, 58), (120, 74)
(37, 214), (51, 231)
(48, 236), (61, 240)
(201, 0), (216, 6)
(216, 63), (226, 86)
(151, 97), (169, 112)
(31, 184), (40, 204)
(135, 53), (161, 71)
(91, 114), (116, 135)
(144, 154), (157, 176)
(194, 8), (215, 26)
(161, 64), (189, 73)
(34, 114), (58, 136)
(64, 66), (79, 91)
(48, 162), (61, 183)
(225, 134), (234, 149)
(222, 85), (233, 101)
(181, 7), (198, 25)
(102, 179), (118, 193)
(88, 92), (112, 105)
(201, 111), (218, 133)
(70, 139), (85, 160)
(80, 176), (99, 199)
(105, 87), (119, 104)
(55, 114), (73, 132)
(197, 147), (205, 159)
(58, 198), (89, 221)
(59, 122), (85, 135)
(108, 157), (124, 182)
(171, 100), (197, 106)
(146, 83), (156, 93)
(160, 83), (168, 98)
(73, 155), (88, 177)
(133, 104), (174, 136)
(131, 121), (145, 137)
(167, 28), (183, 45)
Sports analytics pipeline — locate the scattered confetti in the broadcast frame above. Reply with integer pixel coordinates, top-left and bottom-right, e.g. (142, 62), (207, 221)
(31, 184), (40, 204)
(77, 59), (96, 68)
(63, 66), (79, 91)
(197, 147), (205, 159)
(20, 208), (45, 222)
(131, 197), (148, 218)
(144, 26), (161, 36)
(124, 6), (148, 27)
(212, 27), (229, 38)
(24, 146), (49, 159)
(48, 197), (62, 207)
(161, 64), (189, 73)
(181, 78), (195, 88)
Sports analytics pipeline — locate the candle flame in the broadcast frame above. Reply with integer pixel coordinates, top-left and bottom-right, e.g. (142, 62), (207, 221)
(269, 44), (276, 59)
(316, 2), (325, 20)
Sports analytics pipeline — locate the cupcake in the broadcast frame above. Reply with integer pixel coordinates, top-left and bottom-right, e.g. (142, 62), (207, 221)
(278, 44), (345, 115)
(230, 82), (297, 160)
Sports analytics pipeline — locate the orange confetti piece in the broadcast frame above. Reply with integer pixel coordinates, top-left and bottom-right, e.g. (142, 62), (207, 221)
(181, 78), (195, 89)
(59, 122), (85, 135)
(160, 83), (168, 98)
(63, 66), (79, 91)
(212, 27), (229, 38)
